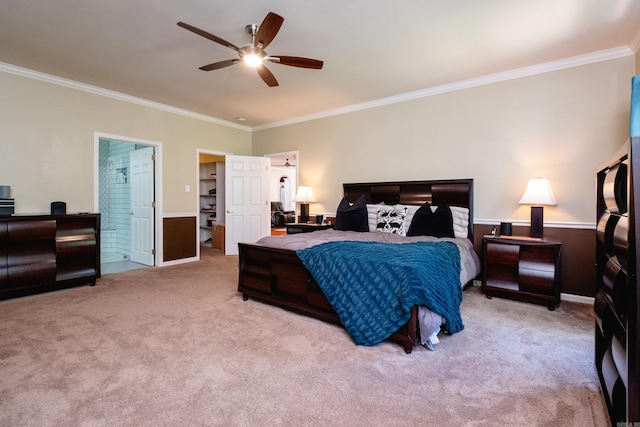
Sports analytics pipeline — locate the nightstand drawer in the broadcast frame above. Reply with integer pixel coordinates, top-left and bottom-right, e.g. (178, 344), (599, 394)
(519, 245), (557, 272)
(518, 267), (556, 295)
(485, 242), (519, 290)
(518, 245), (557, 295)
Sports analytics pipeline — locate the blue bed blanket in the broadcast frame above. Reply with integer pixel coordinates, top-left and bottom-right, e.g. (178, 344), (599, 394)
(296, 240), (462, 346)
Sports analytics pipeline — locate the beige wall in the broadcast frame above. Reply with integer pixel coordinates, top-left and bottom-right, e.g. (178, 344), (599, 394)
(0, 53), (636, 243)
(252, 56), (635, 226)
(0, 71), (251, 215)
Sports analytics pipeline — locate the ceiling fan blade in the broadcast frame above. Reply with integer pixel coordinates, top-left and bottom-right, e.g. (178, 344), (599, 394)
(199, 59), (240, 71)
(269, 56), (324, 69)
(256, 65), (279, 87)
(255, 12), (284, 49)
(177, 22), (240, 52)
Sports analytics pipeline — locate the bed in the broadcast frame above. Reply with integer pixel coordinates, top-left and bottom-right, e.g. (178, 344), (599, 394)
(237, 179), (480, 353)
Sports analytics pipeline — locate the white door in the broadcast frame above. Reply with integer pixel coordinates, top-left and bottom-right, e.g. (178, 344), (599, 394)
(225, 155), (270, 255)
(130, 147), (155, 266)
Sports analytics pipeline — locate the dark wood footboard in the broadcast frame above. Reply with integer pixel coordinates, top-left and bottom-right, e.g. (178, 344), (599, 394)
(238, 242), (419, 353)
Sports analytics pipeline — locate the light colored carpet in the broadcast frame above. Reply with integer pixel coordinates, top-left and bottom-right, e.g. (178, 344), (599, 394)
(0, 247), (608, 426)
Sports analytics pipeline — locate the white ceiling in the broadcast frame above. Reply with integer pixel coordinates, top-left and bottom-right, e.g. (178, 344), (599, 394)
(1, 1), (639, 129)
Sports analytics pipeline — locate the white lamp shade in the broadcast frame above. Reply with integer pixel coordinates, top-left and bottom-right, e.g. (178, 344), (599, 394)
(293, 186), (316, 203)
(519, 178), (557, 206)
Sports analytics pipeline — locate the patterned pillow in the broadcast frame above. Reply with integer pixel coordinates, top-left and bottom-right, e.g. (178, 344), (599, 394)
(376, 206), (408, 235)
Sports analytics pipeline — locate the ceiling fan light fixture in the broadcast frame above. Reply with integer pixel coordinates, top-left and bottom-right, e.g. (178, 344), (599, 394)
(243, 53), (263, 67)
(240, 45), (265, 67)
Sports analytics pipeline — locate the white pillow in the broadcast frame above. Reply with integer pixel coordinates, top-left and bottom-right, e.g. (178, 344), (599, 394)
(367, 203), (385, 232)
(403, 205), (419, 231)
(450, 206), (469, 238)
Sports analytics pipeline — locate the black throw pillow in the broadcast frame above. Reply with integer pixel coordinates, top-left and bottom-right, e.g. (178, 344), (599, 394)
(335, 194), (369, 232)
(406, 201), (455, 238)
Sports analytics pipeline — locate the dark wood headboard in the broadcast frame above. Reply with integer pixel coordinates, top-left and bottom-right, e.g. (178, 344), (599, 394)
(343, 179), (474, 240)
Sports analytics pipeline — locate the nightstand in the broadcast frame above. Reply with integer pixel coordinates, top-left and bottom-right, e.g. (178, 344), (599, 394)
(286, 223), (333, 234)
(482, 235), (562, 310)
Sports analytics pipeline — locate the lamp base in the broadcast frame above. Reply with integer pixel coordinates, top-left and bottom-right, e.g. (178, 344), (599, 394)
(299, 203), (310, 223)
(530, 206), (544, 238)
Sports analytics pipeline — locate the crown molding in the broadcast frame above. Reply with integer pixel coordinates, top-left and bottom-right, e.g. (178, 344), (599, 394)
(1, 44), (634, 135)
(253, 46), (634, 132)
(0, 61), (251, 132)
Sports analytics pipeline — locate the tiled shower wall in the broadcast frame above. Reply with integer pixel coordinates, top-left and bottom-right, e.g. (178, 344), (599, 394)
(98, 139), (137, 258)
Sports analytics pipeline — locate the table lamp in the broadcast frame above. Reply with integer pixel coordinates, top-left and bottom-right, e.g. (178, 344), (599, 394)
(519, 178), (556, 238)
(293, 186), (316, 223)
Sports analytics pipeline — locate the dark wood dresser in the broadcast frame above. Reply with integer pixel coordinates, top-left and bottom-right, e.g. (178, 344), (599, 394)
(595, 139), (639, 424)
(0, 214), (100, 300)
(482, 235), (561, 310)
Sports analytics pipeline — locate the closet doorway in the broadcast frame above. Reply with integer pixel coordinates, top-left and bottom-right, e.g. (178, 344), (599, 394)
(94, 133), (162, 274)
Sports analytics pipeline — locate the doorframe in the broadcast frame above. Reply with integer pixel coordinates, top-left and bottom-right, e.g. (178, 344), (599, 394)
(93, 132), (164, 266)
(265, 150), (299, 211)
(196, 149), (231, 259)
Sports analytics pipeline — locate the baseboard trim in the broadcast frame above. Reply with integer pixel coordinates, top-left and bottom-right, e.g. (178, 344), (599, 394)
(472, 281), (594, 305)
(160, 256), (198, 267)
(561, 293), (594, 305)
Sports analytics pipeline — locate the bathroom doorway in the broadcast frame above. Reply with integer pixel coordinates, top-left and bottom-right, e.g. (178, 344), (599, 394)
(94, 133), (161, 274)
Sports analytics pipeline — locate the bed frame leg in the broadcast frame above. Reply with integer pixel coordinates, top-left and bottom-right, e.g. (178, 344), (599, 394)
(403, 334), (415, 354)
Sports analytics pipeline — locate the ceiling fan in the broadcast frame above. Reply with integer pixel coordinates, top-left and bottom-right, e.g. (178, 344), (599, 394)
(271, 158), (295, 167)
(177, 12), (324, 87)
